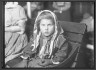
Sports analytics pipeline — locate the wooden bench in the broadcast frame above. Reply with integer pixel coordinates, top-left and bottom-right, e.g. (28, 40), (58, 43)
(46, 21), (86, 68)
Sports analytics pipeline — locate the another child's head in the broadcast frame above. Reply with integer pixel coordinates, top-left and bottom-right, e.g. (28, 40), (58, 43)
(83, 13), (91, 19)
(36, 11), (55, 37)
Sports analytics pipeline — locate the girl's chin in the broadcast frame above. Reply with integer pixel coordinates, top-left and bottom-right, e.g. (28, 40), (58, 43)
(42, 32), (54, 37)
(44, 34), (50, 37)
(43, 33), (51, 37)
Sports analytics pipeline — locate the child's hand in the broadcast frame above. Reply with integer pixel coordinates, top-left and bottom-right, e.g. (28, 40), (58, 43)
(28, 58), (42, 67)
(38, 59), (52, 66)
(13, 59), (28, 67)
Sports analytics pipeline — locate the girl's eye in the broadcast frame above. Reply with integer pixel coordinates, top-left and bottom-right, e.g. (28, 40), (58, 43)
(48, 24), (53, 26)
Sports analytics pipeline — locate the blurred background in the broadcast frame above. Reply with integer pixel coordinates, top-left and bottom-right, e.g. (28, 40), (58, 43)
(18, 2), (94, 22)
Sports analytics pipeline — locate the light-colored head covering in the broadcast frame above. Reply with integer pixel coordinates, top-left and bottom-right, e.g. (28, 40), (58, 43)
(5, 2), (18, 8)
(31, 10), (64, 58)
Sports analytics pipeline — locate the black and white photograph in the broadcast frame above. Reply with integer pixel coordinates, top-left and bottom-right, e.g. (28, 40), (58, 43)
(1, 1), (95, 69)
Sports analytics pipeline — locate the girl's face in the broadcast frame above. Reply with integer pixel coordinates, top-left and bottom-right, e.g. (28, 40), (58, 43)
(40, 19), (55, 37)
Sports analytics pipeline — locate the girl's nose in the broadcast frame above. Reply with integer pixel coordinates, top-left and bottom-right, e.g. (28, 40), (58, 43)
(45, 25), (48, 30)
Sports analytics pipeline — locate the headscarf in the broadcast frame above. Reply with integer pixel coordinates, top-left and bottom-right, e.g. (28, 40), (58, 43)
(31, 10), (65, 58)
(5, 2), (18, 8)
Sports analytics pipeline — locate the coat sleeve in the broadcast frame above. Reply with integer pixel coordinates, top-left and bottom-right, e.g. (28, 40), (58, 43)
(21, 38), (36, 58)
(52, 40), (69, 63)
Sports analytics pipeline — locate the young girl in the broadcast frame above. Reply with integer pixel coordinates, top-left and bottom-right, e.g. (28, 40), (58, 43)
(5, 2), (28, 64)
(12, 10), (69, 68)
